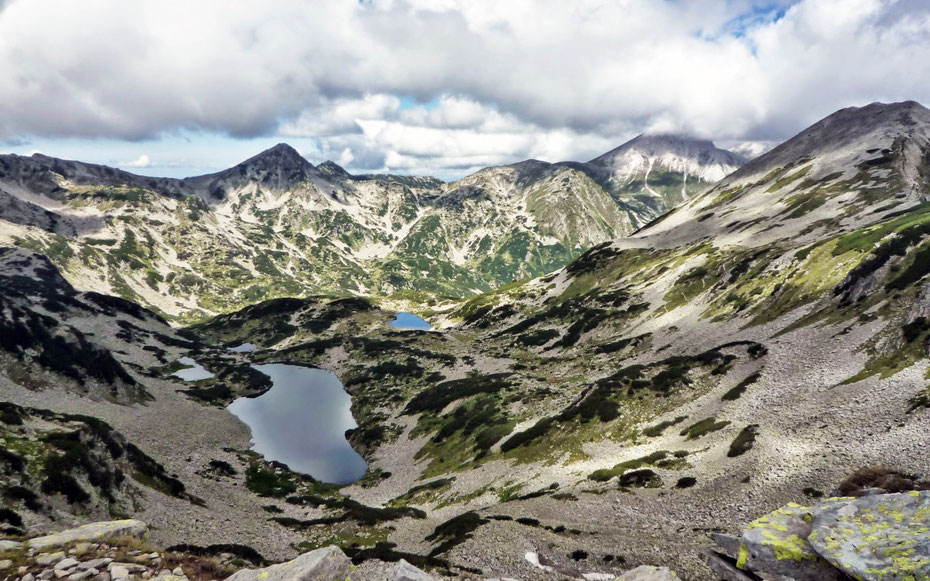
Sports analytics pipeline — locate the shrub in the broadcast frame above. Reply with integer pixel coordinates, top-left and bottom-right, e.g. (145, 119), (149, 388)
(617, 469), (661, 488)
(836, 466), (930, 496)
(245, 465), (296, 498)
(0, 508), (23, 527)
(675, 477), (697, 489)
(426, 511), (488, 557)
(680, 417), (730, 440)
(722, 372), (761, 401)
(40, 473), (90, 504)
(643, 416), (687, 437)
(208, 459), (237, 476)
(727, 425), (759, 457)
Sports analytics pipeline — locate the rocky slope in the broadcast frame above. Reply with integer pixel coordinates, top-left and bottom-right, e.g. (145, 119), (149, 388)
(3, 101), (930, 580)
(182, 101), (930, 578)
(0, 136), (740, 320)
(585, 134), (746, 216)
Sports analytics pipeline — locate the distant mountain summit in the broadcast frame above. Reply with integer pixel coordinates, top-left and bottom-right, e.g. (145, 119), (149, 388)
(0, 130), (745, 318)
(637, 100), (930, 248)
(589, 134), (746, 182)
(579, 133), (746, 217)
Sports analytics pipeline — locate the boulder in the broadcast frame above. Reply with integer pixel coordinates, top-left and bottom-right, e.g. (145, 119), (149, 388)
(701, 552), (758, 581)
(733, 502), (843, 581)
(391, 559), (437, 581)
(808, 491), (930, 581)
(27, 521), (148, 551)
(225, 546), (352, 581)
(616, 565), (681, 580)
(0, 540), (22, 552)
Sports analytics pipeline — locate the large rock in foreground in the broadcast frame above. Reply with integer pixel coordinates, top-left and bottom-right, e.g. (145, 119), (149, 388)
(225, 547), (352, 581)
(732, 503), (843, 581)
(808, 491), (930, 581)
(615, 565), (681, 580)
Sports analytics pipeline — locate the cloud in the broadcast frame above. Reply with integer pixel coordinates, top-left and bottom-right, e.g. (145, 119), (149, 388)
(120, 154), (153, 168)
(0, 0), (928, 175)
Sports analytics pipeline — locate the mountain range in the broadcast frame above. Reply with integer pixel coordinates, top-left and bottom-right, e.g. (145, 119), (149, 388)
(2, 101), (930, 580)
(0, 134), (743, 320)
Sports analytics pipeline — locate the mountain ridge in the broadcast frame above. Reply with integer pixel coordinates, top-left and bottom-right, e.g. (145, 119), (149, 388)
(0, 131), (742, 319)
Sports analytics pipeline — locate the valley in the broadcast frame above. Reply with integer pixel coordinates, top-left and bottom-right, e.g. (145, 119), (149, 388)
(2, 101), (930, 580)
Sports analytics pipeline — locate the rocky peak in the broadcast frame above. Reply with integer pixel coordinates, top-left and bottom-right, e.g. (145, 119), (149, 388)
(316, 160), (352, 178)
(200, 143), (318, 194)
(588, 133), (746, 183)
(732, 100), (930, 183)
(237, 143), (314, 173)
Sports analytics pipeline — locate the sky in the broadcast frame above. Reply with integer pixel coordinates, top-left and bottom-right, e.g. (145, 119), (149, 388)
(0, 0), (929, 180)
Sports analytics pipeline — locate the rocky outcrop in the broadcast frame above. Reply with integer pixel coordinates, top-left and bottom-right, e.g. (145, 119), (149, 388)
(391, 559), (438, 581)
(226, 547), (352, 581)
(614, 565), (681, 580)
(26, 520), (148, 551)
(708, 491), (930, 581)
(0, 520), (148, 552)
(808, 492), (930, 581)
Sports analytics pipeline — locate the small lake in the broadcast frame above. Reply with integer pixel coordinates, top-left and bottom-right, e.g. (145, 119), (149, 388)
(226, 364), (368, 485)
(388, 312), (432, 330)
(172, 357), (215, 381)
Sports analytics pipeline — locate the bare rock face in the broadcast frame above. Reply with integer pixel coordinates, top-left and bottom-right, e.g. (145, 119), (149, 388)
(710, 492), (930, 580)
(730, 503), (843, 581)
(26, 520), (148, 551)
(808, 491), (930, 581)
(391, 559), (437, 581)
(615, 565), (682, 580)
(224, 547), (352, 581)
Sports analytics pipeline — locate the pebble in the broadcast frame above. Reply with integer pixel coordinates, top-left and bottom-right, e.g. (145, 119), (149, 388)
(108, 564), (146, 573)
(79, 559), (112, 571)
(54, 570), (73, 579)
(69, 570), (94, 581)
(23, 574), (36, 581)
(38, 569), (55, 580)
(55, 558), (81, 571)
(171, 568), (183, 576)
(37, 553), (65, 567)
(0, 560), (12, 570)
(108, 566), (129, 580)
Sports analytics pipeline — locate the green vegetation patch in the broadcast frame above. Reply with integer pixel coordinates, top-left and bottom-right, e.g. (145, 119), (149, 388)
(425, 511), (488, 557)
(588, 450), (689, 482)
(722, 372), (762, 401)
(680, 417), (731, 440)
(727, 425), (759, 457)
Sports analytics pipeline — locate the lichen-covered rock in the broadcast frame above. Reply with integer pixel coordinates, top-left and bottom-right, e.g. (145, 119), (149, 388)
(615, 565), (680, 580)
(26, 521), (148, 551)
(225, 547), (352, 581)
(808, 491), (930, 581)
(701, 552), (757, 581)
(391, 559), (437, 581)
(734, 502), (843, 581)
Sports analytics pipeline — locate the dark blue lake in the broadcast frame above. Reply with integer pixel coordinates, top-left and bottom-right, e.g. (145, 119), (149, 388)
(226, 363), (368, 485)
(388, 312), (432, 330)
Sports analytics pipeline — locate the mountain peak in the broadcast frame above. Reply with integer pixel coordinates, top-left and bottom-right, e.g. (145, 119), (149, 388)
(317, 160), (351, 178)
(240, 143), (313, 170)
(731, 100), (930, 183)
(588, 132), (746, 183)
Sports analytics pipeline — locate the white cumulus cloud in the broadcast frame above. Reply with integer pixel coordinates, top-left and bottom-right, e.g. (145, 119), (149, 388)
(0, 0), (927, 175)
